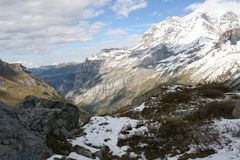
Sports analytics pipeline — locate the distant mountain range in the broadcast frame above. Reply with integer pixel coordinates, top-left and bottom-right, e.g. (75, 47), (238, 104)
(0, 59), (59, 106)
(31, 11), (240, 114)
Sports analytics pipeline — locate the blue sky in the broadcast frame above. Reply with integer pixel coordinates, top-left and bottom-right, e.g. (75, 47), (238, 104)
(0, 0), (207, 67)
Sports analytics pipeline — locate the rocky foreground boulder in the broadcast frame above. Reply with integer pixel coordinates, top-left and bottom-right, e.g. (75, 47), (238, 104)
(0, 96), (80, 160)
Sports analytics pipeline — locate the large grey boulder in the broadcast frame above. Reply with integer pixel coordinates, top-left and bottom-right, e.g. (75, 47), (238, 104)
(0, 102), (52, 160)
(0, 96), (80, 160)
(17, 96), (80, 137)
(232, 101), (240, 119)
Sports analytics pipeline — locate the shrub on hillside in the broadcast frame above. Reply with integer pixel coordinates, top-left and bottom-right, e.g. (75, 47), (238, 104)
(162, 91), (191, 103)
(199, 83), (232, 92)
(200, 89), (225, 98)
(198, 83), (232, 98)
(205, 101), (235, 118)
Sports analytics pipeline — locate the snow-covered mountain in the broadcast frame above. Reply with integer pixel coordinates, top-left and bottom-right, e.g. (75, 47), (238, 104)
(32, 10), (240, 114)
(62, 10), (240, 114)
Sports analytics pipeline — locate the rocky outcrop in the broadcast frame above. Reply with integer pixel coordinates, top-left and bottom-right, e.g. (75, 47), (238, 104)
(0, 102), (52, 160)
(0, 96), (80, 160)
(139, 45), (172, 68)
(17, 96), (80, 137)
(217, 28), (240, 47)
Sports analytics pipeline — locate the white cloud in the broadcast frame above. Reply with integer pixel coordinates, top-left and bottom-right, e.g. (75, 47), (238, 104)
(186, 0), (240, 16)
(3, 33), (142, 68)
(0, 0), (109, 54)
(112, 0), (148, 17)
(105, 28), (128, 37)
(15, 60), (36, 68)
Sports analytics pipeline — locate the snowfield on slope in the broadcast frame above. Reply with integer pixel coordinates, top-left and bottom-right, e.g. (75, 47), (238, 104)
(71, 116), (147, 157)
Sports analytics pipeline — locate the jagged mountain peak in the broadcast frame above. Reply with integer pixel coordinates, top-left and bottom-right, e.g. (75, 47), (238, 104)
(221, 11), (239, 20)
(140, 11), (240, 50)
(84, 11), (240, 62)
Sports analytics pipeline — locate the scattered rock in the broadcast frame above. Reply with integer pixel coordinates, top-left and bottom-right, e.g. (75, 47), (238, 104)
(73, 145), (94, 158)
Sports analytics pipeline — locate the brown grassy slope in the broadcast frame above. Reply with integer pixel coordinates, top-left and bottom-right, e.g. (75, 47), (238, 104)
(0, 61), (59, 106)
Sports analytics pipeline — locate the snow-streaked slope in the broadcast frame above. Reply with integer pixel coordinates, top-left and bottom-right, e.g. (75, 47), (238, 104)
(169, 118), (240, 160)
(199, 119), (240, 160)
(68, 11), (240, 113)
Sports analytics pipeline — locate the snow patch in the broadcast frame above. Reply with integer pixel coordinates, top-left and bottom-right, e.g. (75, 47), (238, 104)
(71, 116), (147, 157)
(134, 103), (146, 112)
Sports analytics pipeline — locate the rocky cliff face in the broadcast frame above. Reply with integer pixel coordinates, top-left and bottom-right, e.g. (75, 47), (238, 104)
(0, 59), (59, 106)
(218, 28), (240, 46)
(73, 59), (103, 94)
(0, 96), (80, 160)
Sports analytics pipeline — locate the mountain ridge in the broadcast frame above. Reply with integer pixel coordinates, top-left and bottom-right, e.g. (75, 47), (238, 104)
(0, 59), (59, 106)
(32, 11), (240, 114)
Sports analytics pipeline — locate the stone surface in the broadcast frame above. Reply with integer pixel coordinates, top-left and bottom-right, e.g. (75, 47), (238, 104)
(74, 145), (94, 158)
(0, 102), (52, 160)
(0, 96), (80, 160)
(218, 28), (240, 47)
(17, 96), (80, 137)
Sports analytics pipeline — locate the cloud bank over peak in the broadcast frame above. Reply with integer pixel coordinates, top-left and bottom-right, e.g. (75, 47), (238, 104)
(186, 0), (240, 16)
